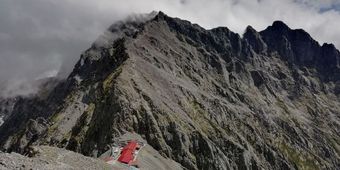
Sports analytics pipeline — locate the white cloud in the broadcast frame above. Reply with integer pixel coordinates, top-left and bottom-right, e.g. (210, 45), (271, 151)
(0, 0), (340, 97)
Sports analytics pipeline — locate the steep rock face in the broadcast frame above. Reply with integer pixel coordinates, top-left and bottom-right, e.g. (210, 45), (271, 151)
(0, 12), (339, 170)
(260, 21), (340, 79)
(244, 26), (267, 54)
(0, 77), (61, 127)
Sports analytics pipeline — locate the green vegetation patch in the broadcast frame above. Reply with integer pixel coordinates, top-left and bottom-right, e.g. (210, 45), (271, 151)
(189, 100), (216, 135)
(103, 66), (122, 92)
(278, 142), (320, 170)
(188, 100), (228, 138)
(327, 136), (340, 156)
(47, 113), (64, 135)
(276, 98), (290, 114)
(70, 103), (96, 143)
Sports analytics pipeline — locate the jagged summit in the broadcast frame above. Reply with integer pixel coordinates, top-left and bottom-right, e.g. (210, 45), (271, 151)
(262, 20), (313, 39)
(271, 20), (290, 30)
(244, 25), (267, 54)
(0, 12), (339, 170)
(94, 11), (339, 71)
(260, 20), (339, 76)
(152, 11), (167, 20)
(245, 25), (257, 33)
(142, 12), (338, 71)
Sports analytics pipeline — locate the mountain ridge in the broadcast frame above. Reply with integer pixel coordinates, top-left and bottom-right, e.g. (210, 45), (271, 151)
(0, 11), (339, 170)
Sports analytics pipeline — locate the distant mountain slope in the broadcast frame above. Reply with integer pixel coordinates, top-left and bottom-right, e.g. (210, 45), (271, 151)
(0, 77), (61, 127)
(0, 12), (339, 170)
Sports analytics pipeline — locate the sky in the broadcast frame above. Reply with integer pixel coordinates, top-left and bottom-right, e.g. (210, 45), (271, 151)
(0, 0), (340, 97)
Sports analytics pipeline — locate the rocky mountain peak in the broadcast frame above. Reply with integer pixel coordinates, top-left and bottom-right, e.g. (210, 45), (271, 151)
(259, 20), (340, 76)
(244, 25), (267, 54)
(245, 25), (257, 33)
(0, 12), (339, 170)
(271, 20), (290, 32)
(320, 43), (340, 69)
(152, 11), (167, 21)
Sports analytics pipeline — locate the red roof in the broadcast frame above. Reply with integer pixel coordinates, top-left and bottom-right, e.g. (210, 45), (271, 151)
(118, 141), (138, 164)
